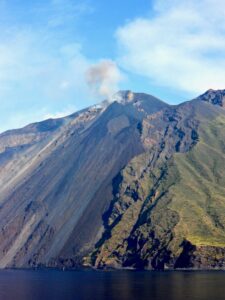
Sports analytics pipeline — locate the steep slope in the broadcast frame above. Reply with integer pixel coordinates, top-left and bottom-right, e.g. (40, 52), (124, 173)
(88, 91), (225, 270)
(0, 89), (224, 270)
(0, 91), (168, 268)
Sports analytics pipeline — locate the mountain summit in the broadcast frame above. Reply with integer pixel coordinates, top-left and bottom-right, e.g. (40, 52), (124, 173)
(0, 90), (224, 270)
(197, 89), (225, 107)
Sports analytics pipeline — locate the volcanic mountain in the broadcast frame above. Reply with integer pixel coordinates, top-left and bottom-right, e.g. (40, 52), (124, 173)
(0, 89), (225, 270)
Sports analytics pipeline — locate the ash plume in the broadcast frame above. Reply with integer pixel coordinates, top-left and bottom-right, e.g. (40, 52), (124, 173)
(86, 60), (123, 100)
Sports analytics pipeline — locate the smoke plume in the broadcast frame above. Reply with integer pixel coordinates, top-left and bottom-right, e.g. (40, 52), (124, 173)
(86, 60), (123, 100)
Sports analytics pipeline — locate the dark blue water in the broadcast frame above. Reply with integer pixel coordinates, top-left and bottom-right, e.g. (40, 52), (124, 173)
(0, 270), (224, 300)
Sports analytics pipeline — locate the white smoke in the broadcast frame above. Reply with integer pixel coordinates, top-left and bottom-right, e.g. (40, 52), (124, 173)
(86, 60), (123, 100)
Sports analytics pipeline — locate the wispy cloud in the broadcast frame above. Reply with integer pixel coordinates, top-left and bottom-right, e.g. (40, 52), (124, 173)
(0, 30), (90, 102)
(116, 0), (225, 95)
(47, 0), (94, 28)
(0, 0), (96, 132)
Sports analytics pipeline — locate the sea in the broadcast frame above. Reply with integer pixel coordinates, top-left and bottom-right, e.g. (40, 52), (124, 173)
(0, 269), (224, 300)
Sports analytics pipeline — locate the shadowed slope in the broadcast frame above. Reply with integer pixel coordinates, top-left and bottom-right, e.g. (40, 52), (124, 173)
(0, 92), (168, 268)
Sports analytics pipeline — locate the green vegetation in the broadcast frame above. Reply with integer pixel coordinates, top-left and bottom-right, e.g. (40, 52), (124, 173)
(169, 113), (225, 248)
(92, 103), (225, 269)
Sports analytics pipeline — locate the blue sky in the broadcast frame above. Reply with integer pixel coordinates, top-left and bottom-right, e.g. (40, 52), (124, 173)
(1, 0), (225, 132)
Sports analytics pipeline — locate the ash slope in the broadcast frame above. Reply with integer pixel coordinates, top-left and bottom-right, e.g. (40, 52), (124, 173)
(0, 90), (225, 270)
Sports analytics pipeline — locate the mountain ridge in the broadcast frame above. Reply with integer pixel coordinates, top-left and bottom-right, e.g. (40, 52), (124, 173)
(0, 89), (224, 270)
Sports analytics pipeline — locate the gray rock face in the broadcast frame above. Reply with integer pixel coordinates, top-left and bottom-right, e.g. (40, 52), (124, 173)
(196, 89), (225, 107)
(0, 92), (168, 268)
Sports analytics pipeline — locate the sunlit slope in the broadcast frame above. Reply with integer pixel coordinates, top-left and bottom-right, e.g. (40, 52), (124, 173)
(170, 105), (225, 248)
(91, 100), (225, 269)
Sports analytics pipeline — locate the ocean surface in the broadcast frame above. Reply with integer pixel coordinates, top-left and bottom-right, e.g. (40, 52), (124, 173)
(0, 269), (224, 300)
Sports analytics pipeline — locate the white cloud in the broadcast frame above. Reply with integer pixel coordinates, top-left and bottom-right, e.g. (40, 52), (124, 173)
(116, 0), (225, 95)
(0, 31), (90, 100)
(0, 0), (97, 132)
(0, 27), (124, 133)
(0, 29), (93, 132)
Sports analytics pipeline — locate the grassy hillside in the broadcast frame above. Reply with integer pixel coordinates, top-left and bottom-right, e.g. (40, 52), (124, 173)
(170, 109), (225, 248)
(91, 100), (225, 269)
